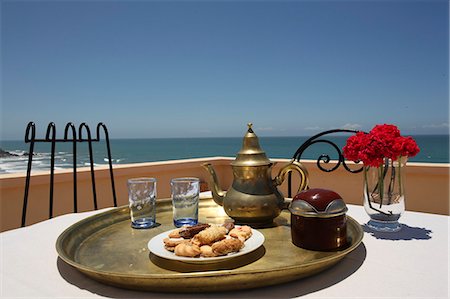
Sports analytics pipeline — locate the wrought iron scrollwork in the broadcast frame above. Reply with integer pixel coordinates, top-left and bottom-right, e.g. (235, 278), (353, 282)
(287, 129), (365, 198)
(22, 122), (117, 227)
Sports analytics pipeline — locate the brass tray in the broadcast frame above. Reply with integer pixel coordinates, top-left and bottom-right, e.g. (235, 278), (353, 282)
(56, 198), (363, 292)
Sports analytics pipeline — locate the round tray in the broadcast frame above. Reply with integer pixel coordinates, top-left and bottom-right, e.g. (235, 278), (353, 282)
(56, 198), (363, 292)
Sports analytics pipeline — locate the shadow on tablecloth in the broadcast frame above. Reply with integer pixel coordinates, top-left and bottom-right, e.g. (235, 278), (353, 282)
(362, 223), (432, 240)
(57, 242), (367, 299)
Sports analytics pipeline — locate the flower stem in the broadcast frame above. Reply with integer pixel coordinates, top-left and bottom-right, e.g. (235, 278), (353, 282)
(378, 163), (384, 208)
(398, 156), (404, 196)
(388, 160), (395, 205)
(366, 166), (392, 216)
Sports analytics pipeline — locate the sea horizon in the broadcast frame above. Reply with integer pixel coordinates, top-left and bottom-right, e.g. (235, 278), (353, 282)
(1, 134), (449, 174)
(0, 134), (450, 174)
(2, 132), (449, 141)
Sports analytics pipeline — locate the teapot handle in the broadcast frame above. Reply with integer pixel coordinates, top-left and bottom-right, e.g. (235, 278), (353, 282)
(273, 160), (309, 195)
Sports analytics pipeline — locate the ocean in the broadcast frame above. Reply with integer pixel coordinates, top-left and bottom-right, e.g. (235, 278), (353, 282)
(0, 135), (448, 174)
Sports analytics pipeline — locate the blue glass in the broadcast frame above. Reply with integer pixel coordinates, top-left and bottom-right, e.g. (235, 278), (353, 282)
(171, 178), (200, 228)
(131, 217), (156, 229)
(173, 218), (198, 228)
(128, 178), (157, 229)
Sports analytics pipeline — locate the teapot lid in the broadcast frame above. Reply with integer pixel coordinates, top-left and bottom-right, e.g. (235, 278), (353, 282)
(231, 123), (272, 167)
(288, 188), (348, 218)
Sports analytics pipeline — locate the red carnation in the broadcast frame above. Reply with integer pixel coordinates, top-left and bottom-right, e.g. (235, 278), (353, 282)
(393, 136), (420, 158)
(343, 124), (420, 167)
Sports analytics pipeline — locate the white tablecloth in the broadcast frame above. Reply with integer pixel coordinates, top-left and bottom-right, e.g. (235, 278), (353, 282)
(1, 204), (449, 298)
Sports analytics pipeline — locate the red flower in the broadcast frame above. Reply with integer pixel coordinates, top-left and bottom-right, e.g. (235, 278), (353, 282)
(393, 136), (420, 158)
(343, 124), (420, 167)
(342, 132), (366, 162)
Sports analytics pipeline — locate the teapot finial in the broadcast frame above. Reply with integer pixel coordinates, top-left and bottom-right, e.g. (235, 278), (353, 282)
(231, 123), (271, 167)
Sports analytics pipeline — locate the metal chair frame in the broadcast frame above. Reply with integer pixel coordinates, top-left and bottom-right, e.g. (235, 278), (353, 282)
(287, 129), (365, 198)
(22, 122), (117, 227)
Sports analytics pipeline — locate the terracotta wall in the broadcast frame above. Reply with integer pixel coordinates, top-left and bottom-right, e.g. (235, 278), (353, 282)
(282, 159), (450, 217)
(1, 157), (448, 232)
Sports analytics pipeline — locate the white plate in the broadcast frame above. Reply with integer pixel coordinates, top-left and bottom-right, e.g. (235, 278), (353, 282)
(148, 227), (265, 264)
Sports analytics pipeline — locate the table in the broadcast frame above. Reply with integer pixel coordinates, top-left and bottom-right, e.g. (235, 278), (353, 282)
(1, 201), (449, 298)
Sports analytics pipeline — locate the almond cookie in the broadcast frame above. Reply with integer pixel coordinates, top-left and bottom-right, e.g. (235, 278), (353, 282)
(163, 238), (190, 252)
(174, 242), (201, 257)
(200, 245), (217, 257)
(168, 228), (182, 238)
(229, 226), (252, 242)
(211, 238), (244, 256)
(192, 225), (227, 246)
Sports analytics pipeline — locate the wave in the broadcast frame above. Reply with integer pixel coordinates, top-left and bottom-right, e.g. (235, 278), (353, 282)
(1, 135), (448, 174)
(0, 151), (110, 174)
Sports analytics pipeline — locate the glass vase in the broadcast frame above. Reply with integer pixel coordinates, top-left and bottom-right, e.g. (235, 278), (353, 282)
(363, 156), (406, 232)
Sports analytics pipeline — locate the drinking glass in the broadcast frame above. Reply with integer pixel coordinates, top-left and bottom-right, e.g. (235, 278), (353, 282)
(127, 178), (157, 229)
(171, 177), (200, 227)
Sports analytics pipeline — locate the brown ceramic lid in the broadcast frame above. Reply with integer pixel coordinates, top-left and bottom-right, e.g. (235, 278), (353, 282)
(289, 188), (347, 218)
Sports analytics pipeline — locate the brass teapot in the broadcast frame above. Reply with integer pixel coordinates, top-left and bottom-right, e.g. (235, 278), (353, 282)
(202, 123), (309, 225)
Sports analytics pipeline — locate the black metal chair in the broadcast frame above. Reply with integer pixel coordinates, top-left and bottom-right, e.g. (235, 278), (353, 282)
(287, 129), (365, 198)
(22, 122), (117, 227)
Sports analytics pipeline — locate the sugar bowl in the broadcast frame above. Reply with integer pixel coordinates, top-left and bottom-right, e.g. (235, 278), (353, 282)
(288, 188), (348, 251)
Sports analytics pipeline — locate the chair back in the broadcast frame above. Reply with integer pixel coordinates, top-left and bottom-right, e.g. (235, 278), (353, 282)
(288, 129), (365, 198)
(22, 122), (117, 226)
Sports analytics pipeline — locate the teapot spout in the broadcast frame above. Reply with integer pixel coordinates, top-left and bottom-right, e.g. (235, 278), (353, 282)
(201, 163), (225, 206)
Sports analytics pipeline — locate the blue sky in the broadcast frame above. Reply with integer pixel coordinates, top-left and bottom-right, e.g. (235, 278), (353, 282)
(1, 0), (448, 140)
